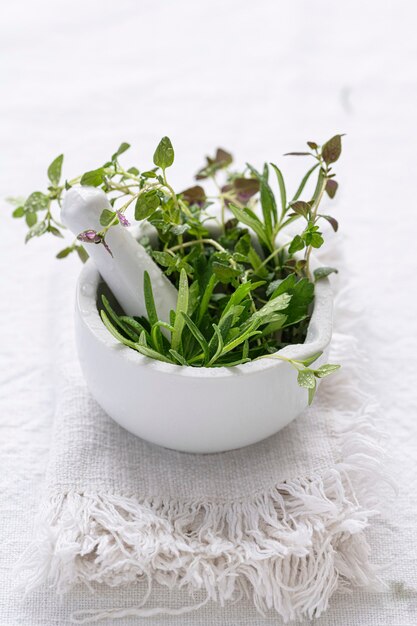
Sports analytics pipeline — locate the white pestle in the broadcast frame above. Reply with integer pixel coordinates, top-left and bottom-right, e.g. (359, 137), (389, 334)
(61, 186), (178, 327)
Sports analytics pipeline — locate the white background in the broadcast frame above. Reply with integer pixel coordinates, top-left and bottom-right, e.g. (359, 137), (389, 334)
(1, 1), (417, 624)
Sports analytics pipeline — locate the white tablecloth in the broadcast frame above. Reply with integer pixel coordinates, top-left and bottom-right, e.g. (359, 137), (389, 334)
(1, 1), (416, 624)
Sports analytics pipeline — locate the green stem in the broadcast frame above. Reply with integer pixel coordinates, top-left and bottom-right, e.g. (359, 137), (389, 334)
(210, 172), (228, 231)
(117, 167), (142, 183)
(106, 181), (137, 196)
(167, 238), (238, 270)
(251, 241), (291, 274)
(162, 169), (181, 221)
(168, 237), (227, 256)
(257, 353), (302, 371)
(304, 162), (328, 278)
(220, 192), (245, 209)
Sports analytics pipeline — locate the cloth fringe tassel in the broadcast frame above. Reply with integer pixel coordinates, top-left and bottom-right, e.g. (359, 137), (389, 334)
(15, 286), (393, 623)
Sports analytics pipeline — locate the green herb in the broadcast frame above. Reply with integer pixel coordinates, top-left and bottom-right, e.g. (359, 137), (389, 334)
(153, 136), (174, 170)
(10, 134), (344, 400)
(80, 168), (105, 187)
(171, 268), (189, 352)
(47, 154), (64, 186)
(314, 266), (338, 281)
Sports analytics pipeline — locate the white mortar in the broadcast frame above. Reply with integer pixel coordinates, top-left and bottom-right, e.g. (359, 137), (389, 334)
(74, 251), (333, 453)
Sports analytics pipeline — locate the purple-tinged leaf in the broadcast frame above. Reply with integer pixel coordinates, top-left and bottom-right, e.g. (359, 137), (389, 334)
(325, 179), (338, 198)
(322, 134), (344, 165)
(321, 215), (339, 232)
(180, 185), (206, 207)
(195, 148), (233, 180)
(290, 201), (311, 218)
(233, 177), (260, 203)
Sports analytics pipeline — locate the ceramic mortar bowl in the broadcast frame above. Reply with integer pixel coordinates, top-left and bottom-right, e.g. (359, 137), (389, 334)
(75, 258), (333, 454)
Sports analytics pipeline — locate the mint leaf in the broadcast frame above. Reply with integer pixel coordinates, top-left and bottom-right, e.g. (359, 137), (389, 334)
(151, 250), (177, 268)
(111, 142), (130, 161)
(47, 225), (64, 238)
(25, 191), (49, 212)
(304, 224), (324, 248)
(75, 246), (89, 263)
(249, 293), (291, 324)
(141, 170), (157, 178)
(135, 190), (160, 220)
(25, 211), (37, 227)
(80, 168), (104, 187)
(25, 220), (47, 242)
(314, 364), (341, 378)
(288, 234), (305, 255)
(297, 369), (316, 388)
(56, 246), (73, 259)
(270, 274), (314, 326)
(212, 260), (242, 284)
(47, 154), (64, 186)
(299, 352), (323, 367)
(100, 209), (116, 227)
(314, 266), (338, 281)
(308, 384), (316, 405)
(170, 223), (189, 236)
(12, 206), (25, 218)
(153, 136), (174, 169)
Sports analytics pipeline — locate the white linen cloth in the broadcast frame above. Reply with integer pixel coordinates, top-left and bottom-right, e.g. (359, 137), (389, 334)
(1, 1), (417, 624)
(14, 263), (389, 623)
